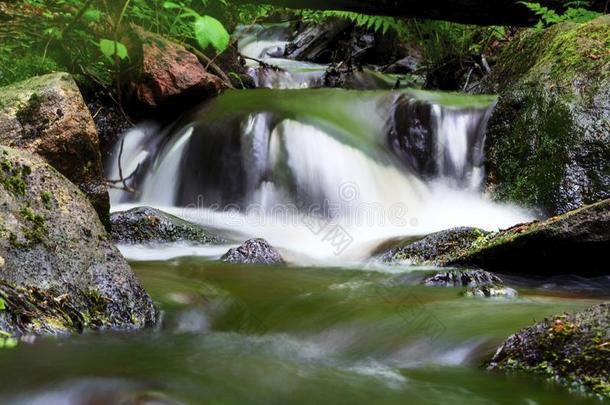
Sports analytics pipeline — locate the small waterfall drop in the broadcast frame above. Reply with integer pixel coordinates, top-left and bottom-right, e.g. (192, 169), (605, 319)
(108, 88), (531, 263)
(106, 24), (532, 264)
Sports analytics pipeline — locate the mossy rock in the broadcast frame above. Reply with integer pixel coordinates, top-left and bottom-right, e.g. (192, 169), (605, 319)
(110, 206), (226, 245)
(450, 198), (610, 276)
(380, 199), (610, 276)
(488, 304), (610, 399)
(381, 227), (490, 266)
(0, 72), (110, 227)
(0, 146), (157, 336)
(481, 16), (610, 215)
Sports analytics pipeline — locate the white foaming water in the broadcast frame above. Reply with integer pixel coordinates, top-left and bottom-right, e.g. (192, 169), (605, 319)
(238, 28), (327, 89)
(106, 28), (532, 265)
(109, 104), (531, 265)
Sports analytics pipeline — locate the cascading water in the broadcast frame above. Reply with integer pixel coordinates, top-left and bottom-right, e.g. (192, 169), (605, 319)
(106, 26), (532, 264)
(108, 90), (531, 263)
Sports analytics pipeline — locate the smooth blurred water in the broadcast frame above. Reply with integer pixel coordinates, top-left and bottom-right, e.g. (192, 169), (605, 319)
(0, 260), (606, 404)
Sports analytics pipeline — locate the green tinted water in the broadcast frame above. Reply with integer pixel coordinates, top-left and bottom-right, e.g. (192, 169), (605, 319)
(0, 260), (605, 404)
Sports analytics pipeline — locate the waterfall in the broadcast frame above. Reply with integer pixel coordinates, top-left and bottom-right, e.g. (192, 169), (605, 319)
(105, 24), (532, 263)
(108, 88), (531, 263)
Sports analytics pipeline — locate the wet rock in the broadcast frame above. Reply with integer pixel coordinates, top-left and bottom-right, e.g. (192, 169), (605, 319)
(488, 304), (610, 399)
(480, 16), (610, 215)
(124, 25), (226, 119)
(0, 146), (157, 336)
(463, 285), (518, 298)
(423, 269), (503, 287)
(0, 72), (110, 227)
(221, 239), (285, 265)
(382, 227), (489, 266)
(384, 56), (420, 74)
(450, 198), (610, 276)
(423, 269), (517, 298)
(110, 206), (225, 245)
(285, 19), (353, 63)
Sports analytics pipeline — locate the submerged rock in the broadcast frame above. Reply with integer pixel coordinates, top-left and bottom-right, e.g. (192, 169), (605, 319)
(124, 25), (226, 118)
(450, 198), (610, 276)
(423, 269), (503, 287)
(110, 206), (225, 245)
(0, 146), (157, 336)
(0, 72), (110, 226)
(221, 239), (285, 265)
(382, 227), (489, 266)
(423, 269), (517, 298)
(488, 304), (610, 398)
(463, 285), (518, 298)
(481, 16), (610, 215)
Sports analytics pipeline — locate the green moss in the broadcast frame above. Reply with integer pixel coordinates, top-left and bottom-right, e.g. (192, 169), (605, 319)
(0, 54), (61, 88)
(40, 192), (53, 210)
(0, 281), (114, 335)
(491, 89), (573, 212)
(0, 156), (30, 197)
(19, 206), (47, 244)
(491, 305), (610, 399)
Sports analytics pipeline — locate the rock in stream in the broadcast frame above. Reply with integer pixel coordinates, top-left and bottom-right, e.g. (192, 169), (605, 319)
(0, 146), (157, 336)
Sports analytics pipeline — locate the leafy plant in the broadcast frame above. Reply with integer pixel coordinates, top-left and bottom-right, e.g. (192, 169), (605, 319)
(519, 1), (602, 29)
(159, 1), (230, 53)
(295, 9), (404, 35)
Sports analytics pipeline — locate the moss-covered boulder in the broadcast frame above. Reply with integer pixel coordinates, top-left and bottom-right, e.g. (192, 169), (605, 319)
(110, 206), (225, 245)
(0, 146), (157, 336)
(380, 199), (610, 276)
(450, 198), (610, 276)
(488, 304), (610, 399)
(381, 227), (490, 266)
(481, 16), (610, 216)
(0, 73), (110, 226)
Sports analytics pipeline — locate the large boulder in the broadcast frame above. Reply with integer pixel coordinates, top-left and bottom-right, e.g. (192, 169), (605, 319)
(0, 146), (157, 335)
(0, 73), (110, 226)
(111, 206), (225, 245)
(379, 199), (610, 276)
(124, 26), (226, 119)
(481, 16), (610, 216)
(488, 304), (610, 399)
(381, 227), (489, 266)
(450, 198), (610, 276)
(221, 239), (285, 265)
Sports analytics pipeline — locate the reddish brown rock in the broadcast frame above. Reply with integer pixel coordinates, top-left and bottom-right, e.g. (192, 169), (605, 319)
(0, 72), (109, 227)
(126, 26), (226, 117)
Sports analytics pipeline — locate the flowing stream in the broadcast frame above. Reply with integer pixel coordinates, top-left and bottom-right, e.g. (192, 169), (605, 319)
(0, 25), (607, 405)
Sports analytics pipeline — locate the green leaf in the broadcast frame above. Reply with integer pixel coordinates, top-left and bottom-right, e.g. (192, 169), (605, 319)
(0, 297), (5, 311)
(83, 9), (102, 23)
(163, 1), (183, 10)
(193, 15), (230, 53)
(99, 39), (129, 60)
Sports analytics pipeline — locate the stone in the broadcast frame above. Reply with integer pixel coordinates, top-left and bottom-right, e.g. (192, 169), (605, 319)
(110, 206), (225, 245)
(382, 227), (489, 266)
(0, 72), (110, 226)
(488, 304), (610, 398)
(125, 25), (226, 118)
(450, 198), (610, 276)
(221, 239), (285, 265)
(480, 16), (610, 216)
(0, 146), (157, 336)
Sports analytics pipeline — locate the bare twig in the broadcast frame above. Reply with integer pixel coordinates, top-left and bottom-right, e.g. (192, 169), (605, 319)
(242, 55), (285, 71)
(184, 44), (235, 89)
